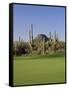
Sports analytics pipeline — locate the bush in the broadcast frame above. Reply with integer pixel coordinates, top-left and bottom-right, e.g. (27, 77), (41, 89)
(13, 41), (32, 55)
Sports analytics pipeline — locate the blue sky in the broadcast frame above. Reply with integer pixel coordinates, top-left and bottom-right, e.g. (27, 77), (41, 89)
(13, 4), (65, 41)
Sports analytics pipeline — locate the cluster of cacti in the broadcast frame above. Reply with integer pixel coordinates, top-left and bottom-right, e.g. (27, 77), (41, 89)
(13, 40), (32, 55)
(13, 36), (65, 56)
(13, 24), (65, 56)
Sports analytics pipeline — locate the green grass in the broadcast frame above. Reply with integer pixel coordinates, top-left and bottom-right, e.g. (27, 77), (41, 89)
(13, 53), (65, 86)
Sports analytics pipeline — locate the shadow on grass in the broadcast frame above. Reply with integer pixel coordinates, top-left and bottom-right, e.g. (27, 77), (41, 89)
(14, 52), (65, 60)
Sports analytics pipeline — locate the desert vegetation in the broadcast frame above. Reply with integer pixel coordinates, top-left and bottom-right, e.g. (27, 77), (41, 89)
(13, 29), (65, 56)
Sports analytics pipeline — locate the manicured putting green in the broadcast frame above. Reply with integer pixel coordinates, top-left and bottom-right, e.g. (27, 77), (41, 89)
(13, 53), (65, 86)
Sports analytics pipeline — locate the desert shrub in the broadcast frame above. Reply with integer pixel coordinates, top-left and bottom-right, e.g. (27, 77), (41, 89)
(13, 41), (32, 55)
(22, 42), (32, 54)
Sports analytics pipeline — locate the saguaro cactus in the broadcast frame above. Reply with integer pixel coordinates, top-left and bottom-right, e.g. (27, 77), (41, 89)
(29, 24), (33, 44)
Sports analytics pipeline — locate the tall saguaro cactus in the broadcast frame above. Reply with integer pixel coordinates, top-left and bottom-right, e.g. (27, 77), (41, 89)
(49, 32), (52, 39)
(29, 24), (33, 44)
(42, 37), (45, 55)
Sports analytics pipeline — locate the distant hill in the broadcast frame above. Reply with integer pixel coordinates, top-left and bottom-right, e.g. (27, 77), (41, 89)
(34, 34), (49, 42)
